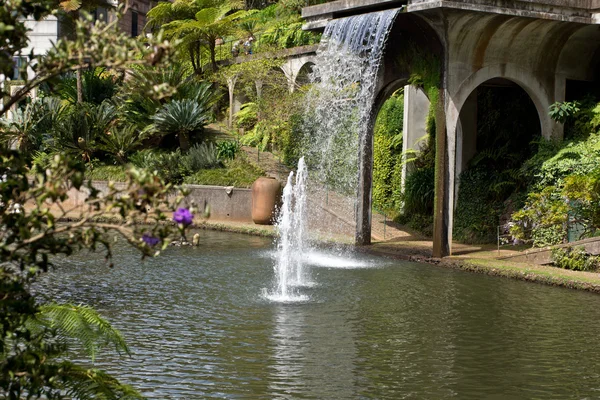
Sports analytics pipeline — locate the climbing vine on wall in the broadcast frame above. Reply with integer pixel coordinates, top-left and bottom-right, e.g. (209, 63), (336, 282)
(373, 90), (404, 212)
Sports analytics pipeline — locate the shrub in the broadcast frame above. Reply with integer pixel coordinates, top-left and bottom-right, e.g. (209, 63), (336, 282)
(454, 168), (504, 244)
(403, 166), (435, 216)
(552, 246), (600, 271)
(235, 102), (258, 130)
(183, 142), (221, 171)
(216, 140), (240, 161)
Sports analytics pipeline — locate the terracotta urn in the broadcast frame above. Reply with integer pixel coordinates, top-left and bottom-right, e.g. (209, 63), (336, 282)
(251, 177), (281, 225)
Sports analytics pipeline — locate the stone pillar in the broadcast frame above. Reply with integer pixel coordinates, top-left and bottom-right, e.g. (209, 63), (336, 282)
(227, 74), (238, 129)
(401, 85), (431, 190)
(356, 117), (375, 245)
(433, 88), (452, 258)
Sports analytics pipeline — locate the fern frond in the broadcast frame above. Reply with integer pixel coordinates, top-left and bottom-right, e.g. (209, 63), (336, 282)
(60, 362), (144, 400)
(32, 303), (130, 361)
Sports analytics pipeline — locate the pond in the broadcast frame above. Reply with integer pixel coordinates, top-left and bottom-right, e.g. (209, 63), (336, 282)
(39, 230), (600, 399)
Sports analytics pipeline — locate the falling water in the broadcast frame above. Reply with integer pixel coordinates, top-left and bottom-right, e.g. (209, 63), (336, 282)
(265, 10), (399, 301)
(302, 9), (400, 234)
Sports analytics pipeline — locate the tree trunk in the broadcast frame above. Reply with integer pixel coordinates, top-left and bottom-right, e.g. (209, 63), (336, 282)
(209, 40), (217, 72)
(76, 69), (84, 103)
(178, 131), (191, 152)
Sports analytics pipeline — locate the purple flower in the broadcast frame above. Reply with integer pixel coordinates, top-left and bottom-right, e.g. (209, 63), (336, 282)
(173, 208), (193, 226)
(142, 234), (160, 247)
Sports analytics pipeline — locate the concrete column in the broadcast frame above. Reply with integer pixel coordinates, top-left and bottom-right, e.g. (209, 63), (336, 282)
(401, 85), (431, 190)
(433, 88), (453, 258)
(356, 116), (375, 245)
(227, 74), (238, 129)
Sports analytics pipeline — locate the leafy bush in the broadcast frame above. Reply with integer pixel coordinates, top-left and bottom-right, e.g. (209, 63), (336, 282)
(129, 149), (189, 184)
(235, 102), (258, 130)
(216, 140), (240, 161)
(183, 142), (221, 171)
(53, 67), (120, 105)
(454, 168), (505, 244)
(403, 166), (435, 216)
(552, 246), (600, 271)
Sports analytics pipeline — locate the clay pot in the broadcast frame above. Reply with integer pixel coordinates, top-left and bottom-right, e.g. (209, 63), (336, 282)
(251, 177), (281, 225)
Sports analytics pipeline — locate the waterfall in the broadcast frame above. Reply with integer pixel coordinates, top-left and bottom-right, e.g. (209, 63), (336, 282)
(265, 10), (399, 301)
(303, 9), (400, 234)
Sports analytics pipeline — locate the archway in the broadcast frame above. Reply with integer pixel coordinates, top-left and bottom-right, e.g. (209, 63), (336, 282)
(453, 78), (542, 244)
(361, 12), (443, 244)
(294, 62), (316, 89)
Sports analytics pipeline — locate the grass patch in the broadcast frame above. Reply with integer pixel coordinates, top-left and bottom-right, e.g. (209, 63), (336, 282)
(184, 157), (265, 188)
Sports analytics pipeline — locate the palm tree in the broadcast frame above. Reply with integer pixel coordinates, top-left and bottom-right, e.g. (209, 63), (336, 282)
(147, 0), (250, 74)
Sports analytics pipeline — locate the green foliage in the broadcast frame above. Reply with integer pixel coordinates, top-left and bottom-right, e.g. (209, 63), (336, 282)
(372, 92), (404, 212)
(549, 101), (580, 124)
(454, 86), (541, 243)
(280, 113), (303, 168)
(99, 124), (145, 164)
(85, 164), (129, 181)
(183, 156), (265, 187)
(0, 150), (191, 399)
(53, 67), (120, 105)
(403, 166), (435, 216)
(150, 98), (211, 151)
(0, 97), (64, 155)
(184, 142), (222, 171)
(216, 140), (240, 160)
(235, 102), (258, 129)
(147, 0), (252, 73)
(48, 101), (116, 164)
(552, 246), (600, 271)
(454, 168), (504, 244)
(30, 303), (130, 362)
(131, 149), (190, 184)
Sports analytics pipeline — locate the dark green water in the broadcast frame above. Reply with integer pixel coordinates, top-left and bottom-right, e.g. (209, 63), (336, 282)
(39, 230), (600, 399)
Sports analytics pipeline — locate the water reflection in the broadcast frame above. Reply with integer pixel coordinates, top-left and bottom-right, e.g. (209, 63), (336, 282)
(34, 230), (600, 399)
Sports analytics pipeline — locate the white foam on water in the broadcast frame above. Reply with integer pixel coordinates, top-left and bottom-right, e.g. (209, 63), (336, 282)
(304, 250), (375, 269)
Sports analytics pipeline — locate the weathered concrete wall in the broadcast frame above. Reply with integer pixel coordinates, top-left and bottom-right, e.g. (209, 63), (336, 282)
(61, 181), (254, 223)
(178, 185), (253, 222)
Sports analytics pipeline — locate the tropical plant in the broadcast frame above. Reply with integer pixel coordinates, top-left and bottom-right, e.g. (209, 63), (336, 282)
(147, 0), (251, 74)
(99, 123), (145, 164)
(150, 99), (211, 151)
(0, 150), (195, 399)
(183, 142), (222, 170)
(235, 102), (258, 129)
(0, 97), (65, 155)
(54, 67), (120, 105)
(118, 65), (220, 128)
(216, 140), (240, 160)
(51, 101), (117, 164)
(0, 3), (182, 397)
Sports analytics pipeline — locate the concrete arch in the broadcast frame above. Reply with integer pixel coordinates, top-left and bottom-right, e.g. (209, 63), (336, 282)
(449, 63), (556, 140)
(294, 61), (316, 88)
(280, 55), (317, 92)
